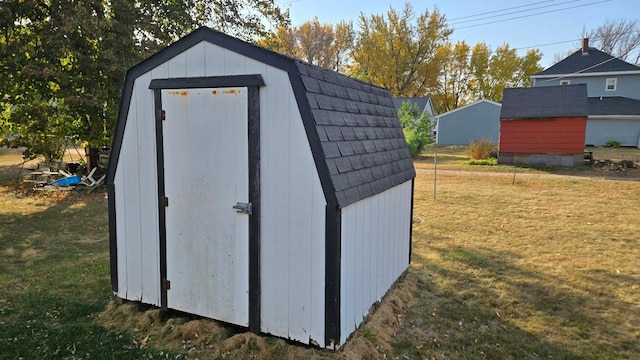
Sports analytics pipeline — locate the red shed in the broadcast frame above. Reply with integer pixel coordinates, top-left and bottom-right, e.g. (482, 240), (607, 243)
(499, 84), (588, 166)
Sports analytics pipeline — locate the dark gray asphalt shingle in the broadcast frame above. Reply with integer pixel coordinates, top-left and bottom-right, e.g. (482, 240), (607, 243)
(535, 48), (640, 76)
(299, 61), (415, 207)
(501, 85), (588, 120)
(588, 96), (640, 116)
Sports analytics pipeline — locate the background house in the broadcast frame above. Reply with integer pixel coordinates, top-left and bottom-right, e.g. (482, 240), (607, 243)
(107, 27), (415, 349)
(499, 84), (588, 166)
(530, 39), (640, 146)
(393, 96), (435, 120)
(435, 99), (502, 145)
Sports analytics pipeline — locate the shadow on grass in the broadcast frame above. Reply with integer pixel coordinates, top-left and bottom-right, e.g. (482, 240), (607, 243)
(395, 246), (638, 359)
(0, 189), (176, 359)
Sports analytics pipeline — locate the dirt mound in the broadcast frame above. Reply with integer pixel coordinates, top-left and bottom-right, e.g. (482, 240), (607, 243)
(98, 271), (420, 359)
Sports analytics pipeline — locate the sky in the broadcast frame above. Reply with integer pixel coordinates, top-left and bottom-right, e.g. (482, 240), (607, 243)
(280, 0), (638, 68)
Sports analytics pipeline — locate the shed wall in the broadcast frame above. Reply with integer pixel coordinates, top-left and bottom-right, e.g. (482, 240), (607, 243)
(586, 118), (640, 146)
(114, 41), (327, 346)
(437, 101), (501, 145)
(339, 180), (412, 344)
(499, 117), (587, 154)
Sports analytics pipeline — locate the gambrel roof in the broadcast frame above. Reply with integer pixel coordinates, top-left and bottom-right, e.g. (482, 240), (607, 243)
(501, 85), (588, 120)
(533, 48), (640, 77)
(108, 27), (415, 208)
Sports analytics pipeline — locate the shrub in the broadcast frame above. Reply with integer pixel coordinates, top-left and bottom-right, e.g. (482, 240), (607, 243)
(403, 128), (426, 158)
(605, 140), (621, 148)
(398, 100), (432, 158)
(468, 138), (497, 160)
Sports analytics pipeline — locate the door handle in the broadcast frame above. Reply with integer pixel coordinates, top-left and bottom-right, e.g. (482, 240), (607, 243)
(232, 202), (252, 215)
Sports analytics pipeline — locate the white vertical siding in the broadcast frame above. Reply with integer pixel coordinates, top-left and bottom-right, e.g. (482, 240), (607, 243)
(114, 41), (326, 346)
(339, 180), (413, 344)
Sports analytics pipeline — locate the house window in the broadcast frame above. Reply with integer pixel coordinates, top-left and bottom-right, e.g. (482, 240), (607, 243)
(606, 78), (617, 91)
(560, 80), (570, 85)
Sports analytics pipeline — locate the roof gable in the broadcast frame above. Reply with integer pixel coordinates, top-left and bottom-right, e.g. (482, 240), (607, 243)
(393, 97), (435, 117)
(108, 27), (415, 208)
(501, 84), (588, 120)
(534, 48), (640, 77)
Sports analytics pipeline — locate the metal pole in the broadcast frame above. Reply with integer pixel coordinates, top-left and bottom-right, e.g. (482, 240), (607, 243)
(433, 147), (437, 200)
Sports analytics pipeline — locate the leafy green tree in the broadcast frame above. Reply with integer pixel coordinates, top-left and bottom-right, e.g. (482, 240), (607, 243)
(398, 100), (431, 158)
(0, 0), (289, 160)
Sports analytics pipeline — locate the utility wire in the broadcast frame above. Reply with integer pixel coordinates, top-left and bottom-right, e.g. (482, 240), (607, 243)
(449, 0), (581, 26)
(453, 0), (612, 30)
(447, 0), (559, 21)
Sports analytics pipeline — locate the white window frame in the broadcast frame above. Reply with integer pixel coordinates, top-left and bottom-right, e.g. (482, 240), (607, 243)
(606, 78), (617, 91)
(560, 80), (570, 85)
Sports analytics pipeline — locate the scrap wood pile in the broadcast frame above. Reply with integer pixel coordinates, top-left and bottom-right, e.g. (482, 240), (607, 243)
(22, 158), (105, 192)
(592, 159), (638, 173)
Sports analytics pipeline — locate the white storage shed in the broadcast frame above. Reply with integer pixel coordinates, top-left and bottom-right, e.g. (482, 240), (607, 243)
(106, 27), (415, 349)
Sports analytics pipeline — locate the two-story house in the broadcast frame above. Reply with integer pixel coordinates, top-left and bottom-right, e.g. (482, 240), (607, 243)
(530, 39), (640, 147)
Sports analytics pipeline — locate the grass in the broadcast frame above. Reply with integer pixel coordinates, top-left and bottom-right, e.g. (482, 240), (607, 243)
(1, 146), (639, 359)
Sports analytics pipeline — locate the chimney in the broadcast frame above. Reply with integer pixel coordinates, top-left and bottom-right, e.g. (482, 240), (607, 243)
(582, 37), (589, 55)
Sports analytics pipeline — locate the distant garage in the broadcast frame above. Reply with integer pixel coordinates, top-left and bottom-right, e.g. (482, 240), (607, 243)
(436, 99), (502, 145)
(499, 84), (588, 167)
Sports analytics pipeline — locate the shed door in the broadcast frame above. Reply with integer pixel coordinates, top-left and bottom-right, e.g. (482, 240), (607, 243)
(161, 88), (249, 326)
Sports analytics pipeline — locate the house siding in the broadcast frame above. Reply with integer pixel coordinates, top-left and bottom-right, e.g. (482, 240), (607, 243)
(499, 117), (587, 153)
(586, 118), (640, 146)
(533, 73), (640, 101)
(436, 100), (501, 145)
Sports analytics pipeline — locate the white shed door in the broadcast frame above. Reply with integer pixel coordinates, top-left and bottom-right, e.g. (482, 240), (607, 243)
(162, 88), (249, 326)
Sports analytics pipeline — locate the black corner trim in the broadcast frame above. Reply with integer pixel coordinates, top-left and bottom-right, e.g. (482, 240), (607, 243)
(108, 183), (118, 292)
(324, 205), (342, 348)
(409, 179), (415, 264)
(149, 75), (265, 89)
(248, 86), (261, 333)
(153, 89), (169, 311)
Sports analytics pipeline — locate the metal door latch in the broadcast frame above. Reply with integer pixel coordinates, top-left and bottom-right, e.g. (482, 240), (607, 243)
(233, 202), (252, 215)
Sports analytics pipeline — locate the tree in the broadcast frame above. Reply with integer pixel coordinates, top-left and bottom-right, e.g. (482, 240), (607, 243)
(397, 100), (431, 158)
(468, 43), (542, 104)
(0, 0), (289, 160)
(258, 18), (354, 73)
(587, 19), (640, 65)
(351, 3), (452, 96)
(433, 41), (472, 112)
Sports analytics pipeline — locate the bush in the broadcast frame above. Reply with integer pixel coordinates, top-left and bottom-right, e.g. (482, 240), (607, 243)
(398, 101), (432, 159)
(605, 140), (621, 148)
(403, 128), (426, 158)
(468, 138), (497, 160)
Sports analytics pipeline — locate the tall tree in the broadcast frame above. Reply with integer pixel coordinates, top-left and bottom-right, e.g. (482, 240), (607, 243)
(351, 3), (452, 96)
(0, 0), (289, 160)
(467, 43), (542, 104)
(258, 18), (354, 73)
(587, 19), (640, 64)
(434, 41), (472, 112)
